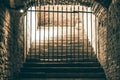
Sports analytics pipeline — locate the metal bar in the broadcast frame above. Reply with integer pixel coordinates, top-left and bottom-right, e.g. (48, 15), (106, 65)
(44, 6), (45, 62)
(57, 6), (59, 62)
(48, 5), (50, 62)
(35, 4), (37, 59)
(73, 5), (75, 62)
(61, 6), (63, 62)
(82, 6), (84, 61)
(26, 11), (28, 59)
(95, 17), (97, 57)
(86, 7), (88, 59)
(90, 8), (93, 58)
(78, 6), (80, 61)
(53, 6), (54, 62)
(27, 10), (93, 13)
(97, 17), (99, 58)
(66, 6), (68, 62)
(39, 6), (41, 61)
(70, 6), (72, 61)
(30, 7), (32, 60)
(23, 15), (25, 62)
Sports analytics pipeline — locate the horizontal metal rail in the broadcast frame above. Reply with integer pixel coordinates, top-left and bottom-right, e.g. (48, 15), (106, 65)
(27, 10), (94, 13)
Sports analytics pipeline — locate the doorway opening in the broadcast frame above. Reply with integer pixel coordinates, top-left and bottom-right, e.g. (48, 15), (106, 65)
(23, 1), (98, 63)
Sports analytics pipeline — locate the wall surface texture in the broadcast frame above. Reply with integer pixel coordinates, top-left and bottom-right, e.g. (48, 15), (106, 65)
(0, 3), (11, 80)
(106, 0), (120, 80)
(0, 2), (24, 80)
(9, 10), (24, 79)
(92, 0), (120, 80)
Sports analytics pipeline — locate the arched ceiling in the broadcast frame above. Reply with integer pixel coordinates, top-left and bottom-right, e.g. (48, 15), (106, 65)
(3, 0), (112, 10)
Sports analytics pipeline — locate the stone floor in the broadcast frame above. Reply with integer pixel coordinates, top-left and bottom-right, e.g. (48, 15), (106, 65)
(21, 78), (106, 80)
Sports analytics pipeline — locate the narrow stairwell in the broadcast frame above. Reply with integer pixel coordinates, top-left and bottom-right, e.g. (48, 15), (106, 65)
(19, 27), (106, 80)
(19, 59), (106, 80)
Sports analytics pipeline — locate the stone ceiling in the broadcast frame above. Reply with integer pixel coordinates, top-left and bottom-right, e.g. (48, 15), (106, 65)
(3, 0), (112, 9)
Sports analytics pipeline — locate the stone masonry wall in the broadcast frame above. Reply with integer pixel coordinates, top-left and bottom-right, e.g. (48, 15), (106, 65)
(92, 0), (120, 80)
(0, 3), (11, 80)
(0, 2), (24, 80)
(106, 0), (120, 80)
(92, 1), (108, 78)
(10, 10), (24, 79)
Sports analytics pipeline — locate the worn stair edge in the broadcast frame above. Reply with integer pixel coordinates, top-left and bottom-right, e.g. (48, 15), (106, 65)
(20, 78), (106, 80)
(20, 67), (104, 73)
(23, 62), (101, 67)
(19, 73), (106, 78)
(25, 58), (98, 62)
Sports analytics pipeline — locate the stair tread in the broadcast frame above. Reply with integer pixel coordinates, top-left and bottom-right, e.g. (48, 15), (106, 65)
(23, 62), (100, 67)
(21, 67), (104, 73)
(20, 72), (106, 78)
(20, 78), (106, 80)
(25, 58), (98, 62)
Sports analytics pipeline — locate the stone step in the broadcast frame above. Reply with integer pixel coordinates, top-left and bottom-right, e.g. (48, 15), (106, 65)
(32, 40), (90, 44)
(27, 54), (96, 59)
(29, 49), (94, 53)
(32, 41), (89, 44)
(23, 62), (101, 67)
(31, 45), (92, 50)
(33, 38), (89, 43)
(19, 72), (105, 78)
(31, 43), (91, 48)
(27, 52), (95, 56)
(20, 78), (106, 80)
(30, 45), (93, 50)
(21, 67), (104, 73)
(25, 58), (98, 63)
(32, 39), (90, 45)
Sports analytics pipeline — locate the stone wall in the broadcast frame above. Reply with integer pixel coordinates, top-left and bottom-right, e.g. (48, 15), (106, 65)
(106, 0), (120, 80)
(0, 2), (24, 80)
(92, 0), (120, 80)
(10, 10), (24, 79)
(0, 3), (11, 80)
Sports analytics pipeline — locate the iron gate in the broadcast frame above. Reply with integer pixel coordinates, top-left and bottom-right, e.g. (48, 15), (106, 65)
(23, 0), (98, 63)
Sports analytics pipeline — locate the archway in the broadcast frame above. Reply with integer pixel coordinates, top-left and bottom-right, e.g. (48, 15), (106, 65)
(23, 0), (98, 63)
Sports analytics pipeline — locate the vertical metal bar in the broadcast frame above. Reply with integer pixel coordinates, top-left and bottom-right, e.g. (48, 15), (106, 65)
(26, 11), (28, 59)
(39, 6), (41, 61)
(44, 6), (46, 62)
(57, 6), (59, 62)
(73, 5), (75, 62)
(78, 5), (80, 61)
(70, 6), (72, 61)
(95, 17), (97, 57)
(90, 8), (93, 58)
(53, 6), (54, 62)
(35, 4), (37, 60)
(48, 5), (50, 62)
(23, 14), (25, 62)
(98, 18), (100, 58)
(66, 6), (68, 62)
(61, 6), (63, 62)
(30, 7), (32, 60)
(82, 6), (84, 61)
(86, 7), (88, 59)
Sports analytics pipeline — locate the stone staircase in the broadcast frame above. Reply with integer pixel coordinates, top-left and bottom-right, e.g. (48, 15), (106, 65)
(27, 38), (96, 62)
(18, 27), (106, 80)
(19, 60), (106, 80)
